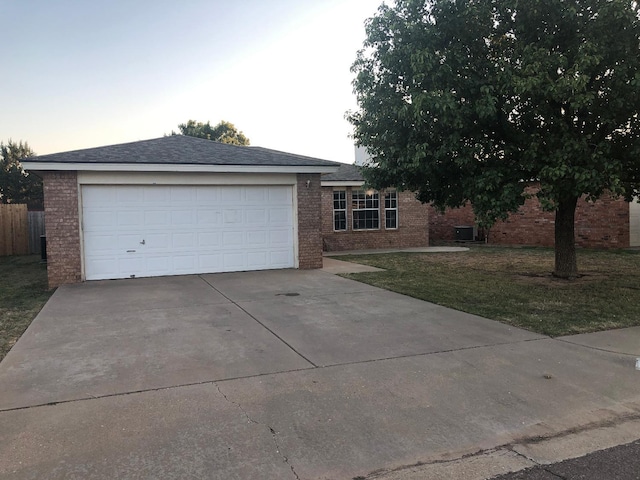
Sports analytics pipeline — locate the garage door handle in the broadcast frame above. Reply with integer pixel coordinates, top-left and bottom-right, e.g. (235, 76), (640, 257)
(127, 250), (136, 253)
(140, 239), (146, 245)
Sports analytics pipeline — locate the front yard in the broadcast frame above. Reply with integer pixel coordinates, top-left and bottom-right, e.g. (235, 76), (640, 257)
(339, 247), (640, 337)
(0, 255), (53, 361)
(0, 249), (638, 363)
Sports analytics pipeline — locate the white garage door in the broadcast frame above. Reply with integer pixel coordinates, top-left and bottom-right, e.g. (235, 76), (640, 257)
(82, 185), (295, 280)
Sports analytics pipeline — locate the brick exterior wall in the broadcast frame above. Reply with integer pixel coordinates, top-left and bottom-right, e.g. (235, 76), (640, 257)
(321, 187), (429, 251)
(297, 174), (323, 268)
(43, 171), (82, 288)
(429, 189), (630, 248)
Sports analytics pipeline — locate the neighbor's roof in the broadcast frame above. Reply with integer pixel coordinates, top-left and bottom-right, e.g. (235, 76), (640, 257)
(22, 135), (341, 174)
(321, 163), (364, 184)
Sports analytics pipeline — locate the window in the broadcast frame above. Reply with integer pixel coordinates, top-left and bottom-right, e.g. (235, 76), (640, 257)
(385, 190), (398, 229)
(352, 190), (379, 230)
(333, 190), (346, 231)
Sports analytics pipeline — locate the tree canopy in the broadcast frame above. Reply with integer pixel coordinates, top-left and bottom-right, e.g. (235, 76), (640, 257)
(0, 140), (42, 210)
(349, 0), (640, 278)
(175, 120), (250, 145)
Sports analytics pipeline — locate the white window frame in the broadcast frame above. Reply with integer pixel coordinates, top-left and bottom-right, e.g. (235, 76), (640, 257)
(333, 189), (347, 231)
(352, 189), (380, 230)
(385, 190), (398, 229)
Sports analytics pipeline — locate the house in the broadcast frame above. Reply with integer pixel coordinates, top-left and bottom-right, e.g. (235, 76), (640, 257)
(320, 163), (429, 251)
(22, 135), (340, 288)
(429, 186), (640, 248)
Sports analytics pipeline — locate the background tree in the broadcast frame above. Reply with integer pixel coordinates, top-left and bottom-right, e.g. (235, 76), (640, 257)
(349, 0), (640, 278)
(175, 120), (250, 145)
(0, 140), (43, 210)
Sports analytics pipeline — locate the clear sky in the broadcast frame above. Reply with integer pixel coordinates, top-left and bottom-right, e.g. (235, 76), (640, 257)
(1, 0), (381, 163)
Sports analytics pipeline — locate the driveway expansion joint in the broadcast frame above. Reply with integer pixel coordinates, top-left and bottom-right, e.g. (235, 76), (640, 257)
(198, 275), (318, 368)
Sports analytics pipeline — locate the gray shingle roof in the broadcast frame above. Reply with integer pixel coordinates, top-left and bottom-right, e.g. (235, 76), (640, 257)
(321, 163), (364, 182)
(25, 135), (341, 167)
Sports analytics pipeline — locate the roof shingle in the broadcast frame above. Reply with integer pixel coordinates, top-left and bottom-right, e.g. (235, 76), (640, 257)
(25, 135), (340, 168)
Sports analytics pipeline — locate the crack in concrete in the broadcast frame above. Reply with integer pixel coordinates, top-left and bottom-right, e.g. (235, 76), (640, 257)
(214, 381), (300, 480)
(554, 338), (639, 357)
(269, 426), (301, 480)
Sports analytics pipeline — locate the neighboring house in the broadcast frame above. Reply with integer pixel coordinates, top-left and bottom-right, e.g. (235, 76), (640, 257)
(320, 164), (429, 251)
(22, 135), (340, 288)
(429, 186), (639, 248)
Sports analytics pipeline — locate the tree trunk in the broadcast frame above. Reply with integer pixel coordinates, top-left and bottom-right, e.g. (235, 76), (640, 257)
(554, 196), (579, 279)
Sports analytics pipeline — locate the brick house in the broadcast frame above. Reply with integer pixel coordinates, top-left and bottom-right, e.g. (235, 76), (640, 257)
(429, 186), (640, 248)
(321, 164), (429, 251)
(22, 136), (339, 288)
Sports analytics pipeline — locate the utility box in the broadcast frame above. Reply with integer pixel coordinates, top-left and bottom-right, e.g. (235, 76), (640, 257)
(455, 226), (474, 241)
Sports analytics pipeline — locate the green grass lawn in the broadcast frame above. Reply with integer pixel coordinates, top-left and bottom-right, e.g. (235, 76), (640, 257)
(0, 255), (53, 361)
(338, 247), (640, 337)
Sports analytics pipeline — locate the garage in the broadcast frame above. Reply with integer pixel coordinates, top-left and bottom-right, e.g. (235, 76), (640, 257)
(82, 184), (295, 280)
(22, 135), (339, 288)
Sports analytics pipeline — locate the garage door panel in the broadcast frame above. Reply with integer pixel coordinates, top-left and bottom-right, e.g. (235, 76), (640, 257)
(269, 208), (291, 224)
(223, 209), (242, 224)
(199, 254), (222, 269)
(85, 256), (119, 279)
(220, 189), (242, 204)
(246, 209), (268, 225)
(270, 250), (294, 267)
(84, 234), (117, 252)
(117, 211), (144, 226)
(116, 234), (144, 250)
(269, 187), (290, 202)
(270, 229), (293, 245)
(82, 185), (295, 280)
(222, 231), (244, 246)
(223, 252), (246, 269)
(246, 188), (266, 202)
(197, 210), (222, 225)
(172, 232), (196, 248)
(247, 231), (267, 246)
(247, 251), (268, 267)
(144, 210), (170, 226)
(196, 187), (220, 203)
(117, 186), (144, 203)
(198, 232), (222, 247)
(171, 210), (195, 225)
(83, 211), (116, 230)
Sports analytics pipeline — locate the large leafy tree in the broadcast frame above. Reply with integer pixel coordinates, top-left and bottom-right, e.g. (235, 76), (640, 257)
(349, 0), (640, 278)
(0, 140), (43, 210)
(175, 120), (250, 145)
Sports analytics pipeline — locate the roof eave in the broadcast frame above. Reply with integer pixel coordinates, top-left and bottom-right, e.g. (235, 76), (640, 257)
(21, 162), (340, 174)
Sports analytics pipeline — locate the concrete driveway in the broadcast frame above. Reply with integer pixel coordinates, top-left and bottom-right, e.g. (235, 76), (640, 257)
(1, 269), (639, 479)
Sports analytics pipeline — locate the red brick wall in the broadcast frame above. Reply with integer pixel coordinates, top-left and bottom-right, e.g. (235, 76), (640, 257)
(297, 174), (323, 268)
(429, 191), (630, 248)
(43, 171), (82, 288)
(321, 187), (429, 251)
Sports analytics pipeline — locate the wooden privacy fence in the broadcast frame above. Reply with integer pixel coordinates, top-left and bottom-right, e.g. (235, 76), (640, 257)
(0, 205), (45, 256)
(0, 204), (29, 256)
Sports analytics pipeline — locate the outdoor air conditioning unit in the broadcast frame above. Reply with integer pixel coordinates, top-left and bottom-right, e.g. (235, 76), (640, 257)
(454, 225), (475, 241)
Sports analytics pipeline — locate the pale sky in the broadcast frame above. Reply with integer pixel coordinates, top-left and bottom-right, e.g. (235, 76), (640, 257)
(1, 0), (382, 163)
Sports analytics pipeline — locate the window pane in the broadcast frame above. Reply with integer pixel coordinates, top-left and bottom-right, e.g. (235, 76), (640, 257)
(353, 210), (379, 230)
(334, 211), (346, 231)
(385, 210), (397, 229)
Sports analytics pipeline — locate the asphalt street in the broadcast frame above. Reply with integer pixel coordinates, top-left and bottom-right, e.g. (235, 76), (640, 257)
(491, 440), (640, 480)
